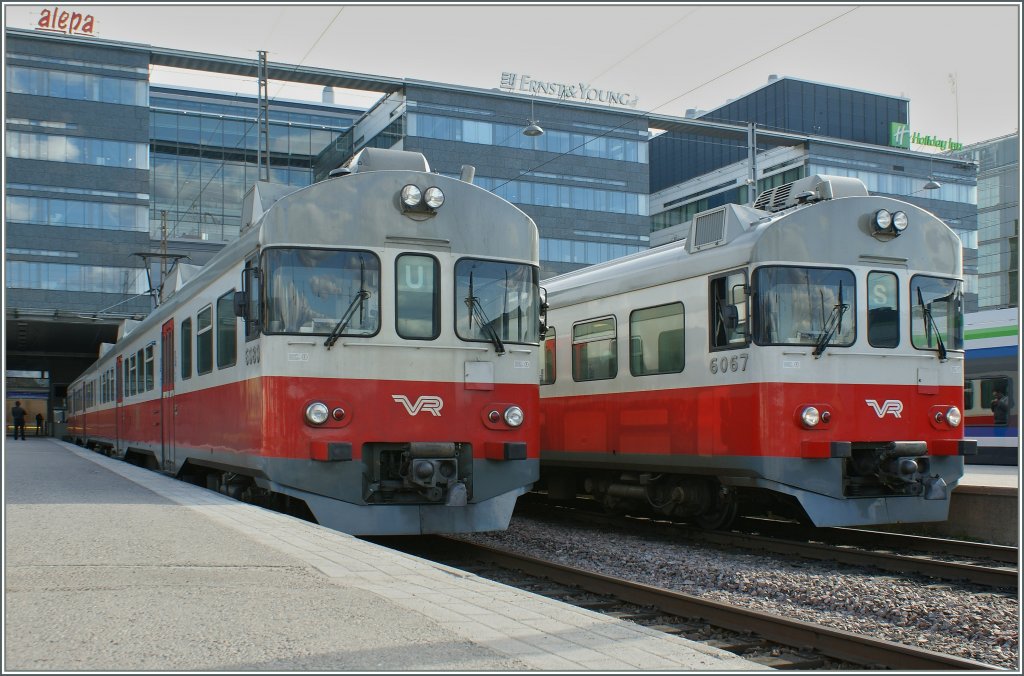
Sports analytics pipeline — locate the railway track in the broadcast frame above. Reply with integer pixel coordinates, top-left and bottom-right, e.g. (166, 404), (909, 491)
(374, 535), (1000, 671)
(516, 497), (1018, 589)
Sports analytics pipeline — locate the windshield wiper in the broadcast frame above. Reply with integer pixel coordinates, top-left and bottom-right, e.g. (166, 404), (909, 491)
(812, 282), (848, 357)
(464, 271), (505, 354)
(916, 287), (948, 361)
(325, 258), (370, 350)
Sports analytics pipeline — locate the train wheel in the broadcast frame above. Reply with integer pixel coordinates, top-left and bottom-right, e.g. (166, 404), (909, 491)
(693, 493), (739, 530)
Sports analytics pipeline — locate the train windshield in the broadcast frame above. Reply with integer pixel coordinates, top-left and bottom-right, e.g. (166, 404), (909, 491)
(455, 259), (539, 347)
(264, 248), (380, 336)
(911, 276), (964, 353)
(753, 266), (856, 347)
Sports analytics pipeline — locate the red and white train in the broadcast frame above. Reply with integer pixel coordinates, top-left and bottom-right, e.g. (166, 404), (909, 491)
(538, 174), (974, 528)
(67, 148), (541, 535)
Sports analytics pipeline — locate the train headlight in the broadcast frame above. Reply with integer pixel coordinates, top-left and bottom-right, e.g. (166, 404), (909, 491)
(800, 406), (821, 428)
(424, 186), (445, 209)
(503, 405), (524, 427)
(400, 184), (422, 208)
(305, 402), (329, 426)
(945, 406), (962, 427)
(873, 209), (893, 232)
(892, 211), (908, 233)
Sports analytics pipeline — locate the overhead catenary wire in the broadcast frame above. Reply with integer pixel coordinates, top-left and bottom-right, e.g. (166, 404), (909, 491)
(494, 6), (860, 191)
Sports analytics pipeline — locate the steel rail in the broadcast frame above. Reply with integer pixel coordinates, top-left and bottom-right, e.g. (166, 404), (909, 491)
(438, 537), (1002, 671)
(739, 517), (1019, 565)
(518, 500), (1018, 588)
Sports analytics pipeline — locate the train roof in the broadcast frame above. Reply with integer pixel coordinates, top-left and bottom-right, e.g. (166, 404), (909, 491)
(543, 175), (963, 309)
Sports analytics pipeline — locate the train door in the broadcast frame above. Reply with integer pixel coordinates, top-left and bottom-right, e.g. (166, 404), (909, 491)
(115, 354), (123, 452)
(160, 319), (176, 471)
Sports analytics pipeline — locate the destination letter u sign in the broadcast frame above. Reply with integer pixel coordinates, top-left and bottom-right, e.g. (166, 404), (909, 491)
(392, 395), (444, 416)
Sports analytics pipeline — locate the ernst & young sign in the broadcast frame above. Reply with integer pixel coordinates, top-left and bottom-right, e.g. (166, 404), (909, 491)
(889, 122), (963, 152)
(500, 72), (639, 108)
(36, 6), (96, 36)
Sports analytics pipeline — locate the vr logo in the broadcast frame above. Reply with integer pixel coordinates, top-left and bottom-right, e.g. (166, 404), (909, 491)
(392, 395), (444, 417)
(866, 399), (903, 418)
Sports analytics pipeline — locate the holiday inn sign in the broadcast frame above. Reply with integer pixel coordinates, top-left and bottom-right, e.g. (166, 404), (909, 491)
(890, 122), (963, 152)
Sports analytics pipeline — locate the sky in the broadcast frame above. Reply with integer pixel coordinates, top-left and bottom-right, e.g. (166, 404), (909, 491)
(3, 2), (1022, 148)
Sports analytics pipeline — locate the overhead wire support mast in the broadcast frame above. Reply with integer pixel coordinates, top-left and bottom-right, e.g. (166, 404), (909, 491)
(257, 50), (270, 182)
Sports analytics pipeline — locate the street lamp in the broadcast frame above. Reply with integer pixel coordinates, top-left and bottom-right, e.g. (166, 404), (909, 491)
(523, 97), (544, 137)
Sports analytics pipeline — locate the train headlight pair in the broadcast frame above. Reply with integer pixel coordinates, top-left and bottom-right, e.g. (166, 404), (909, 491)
(872, 209), (909, 237)
(401, 184), (445, 212)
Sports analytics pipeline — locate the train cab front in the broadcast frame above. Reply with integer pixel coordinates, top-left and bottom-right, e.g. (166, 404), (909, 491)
(266, 384), (539, 536)
(778, 393), (975, 527)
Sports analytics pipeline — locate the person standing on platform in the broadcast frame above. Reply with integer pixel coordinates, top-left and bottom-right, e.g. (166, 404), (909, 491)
(35, 412), (44, 436)
(990, 389), (1010, 427)
(11, 401), (27, 440)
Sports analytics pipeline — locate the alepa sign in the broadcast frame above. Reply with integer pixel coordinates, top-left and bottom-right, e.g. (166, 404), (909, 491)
(36, 6), (96, 36)
(500, 72), (639, 108)
(889, 122), (963, 152)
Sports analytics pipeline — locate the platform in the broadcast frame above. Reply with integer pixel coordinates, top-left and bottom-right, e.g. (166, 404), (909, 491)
(4, 438), (762, 671)
(878, 463), (1020, 546)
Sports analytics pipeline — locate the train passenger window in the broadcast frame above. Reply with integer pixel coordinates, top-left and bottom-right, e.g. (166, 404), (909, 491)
(128, 352), (138, 396)
(867, 271), (899, 348)
(980, 377), (1013, 412)
(710, 270), (749, 350)
(181, 318), (192, 380)
(144, 344), (154, 391)
(197, 305), (213, 375)
(910, 276), (964, 353)
(752, 266), (855, 349)
(541, 328), (556, 385)
(455, 259), (539, 346)
(264, 248), (380, 336)
(630, 303), (684, 375)
(396, 254), (440, 340)
(136, 349), (145, 393)
(964, 380), (975, 411)
(217, 291), (237, 369)
(572, 317), (617, 381)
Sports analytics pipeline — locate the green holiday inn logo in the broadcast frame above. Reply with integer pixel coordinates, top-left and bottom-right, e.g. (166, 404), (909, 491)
(890, 122), (911, 149)
(889, 122), (963, 151)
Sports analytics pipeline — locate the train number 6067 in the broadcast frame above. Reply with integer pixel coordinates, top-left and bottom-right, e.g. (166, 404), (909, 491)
(710, 353), (748, 374)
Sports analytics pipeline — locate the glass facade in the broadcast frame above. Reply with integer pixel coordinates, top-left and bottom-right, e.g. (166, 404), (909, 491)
(149, 88), (356, 242)
(651, 78), (908, 191)
(956, 135), (1019, 309)
(473, 175), (646, 216)
(408, 111), (647, 163)
(5, 261), (150, 294)
(6, 63), (148, 105)
(6, 131), (148, 169)
(6, 195), (149, 232)
(702, 78), (907, 146)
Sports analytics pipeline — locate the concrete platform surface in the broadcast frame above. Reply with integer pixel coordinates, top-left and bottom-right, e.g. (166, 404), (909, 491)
(4, 438), (762, 672)
(959, 464), (1019, 494)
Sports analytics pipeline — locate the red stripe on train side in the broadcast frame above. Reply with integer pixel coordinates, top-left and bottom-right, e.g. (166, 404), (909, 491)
(77, 376), (539, 460)
(540, 382), (965, 458)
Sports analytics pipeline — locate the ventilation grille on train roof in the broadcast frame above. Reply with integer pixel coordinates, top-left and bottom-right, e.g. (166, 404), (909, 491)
(691, 207), (727, 249)
(753, 182), (793, 211)
(752, 174), (868, 213)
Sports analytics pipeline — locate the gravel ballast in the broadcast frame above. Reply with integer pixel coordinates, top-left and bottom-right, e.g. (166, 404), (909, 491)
(459, 515), (1020, 670)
